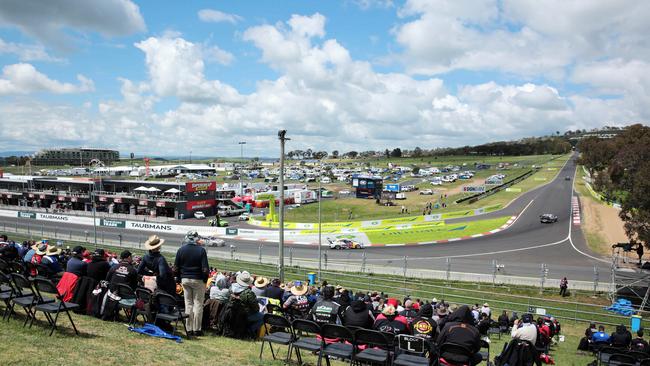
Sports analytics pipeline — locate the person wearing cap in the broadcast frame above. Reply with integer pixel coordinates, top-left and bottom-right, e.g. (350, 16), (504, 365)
(437, 305), (482, 365)
(283, 281), (311, 320)
(41, 245), (64, 276)
(265, 278), (283, 302)
(138, 235), (175, 295)
(66, 245), (88, 277)
(410, 303), (438, 341)
(106, 250), (138, 291)
(252, 277), (269, 297)
(310, 285), (341, 326)
(87, 249), (111, 283)
(480, 302), (491, 317)
(511, 313), (537, 344)
(373, 305), (410, 335)
(174, 231), (210, 337)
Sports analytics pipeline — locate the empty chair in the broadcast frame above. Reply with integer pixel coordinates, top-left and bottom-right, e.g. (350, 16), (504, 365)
(318, 324), (355, 366)
(9, 272), (37, 326)
(153, 292), (190, 338)
(439, 342), (477, 366)
(259, 313), (294, 363)
(114, 284), (137, 323)
(479, 339), (490, 363)
(0, 273), (15, 320)
(394, 334), (433, 366)
(132, 287), (154, 325)
(639, 358), (650, 366)
(31, 277), (80, 336)
(598, 346), (622, 365)
(353, 329), (393, 366)
(291, 319), (322, 365)
(607, 353), (636, 366)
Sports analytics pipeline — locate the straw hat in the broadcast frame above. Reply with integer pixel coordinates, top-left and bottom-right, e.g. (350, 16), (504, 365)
(236, 271), (253, 287)
(144, 235), (165, 250)
(483, 302), (489, 307)
(34, 243), (48, 255)
(291, 281), (308, 296)
(436, 305), (449, 316)
(254, 277), (269, 289)
(45, 245), (62, 256)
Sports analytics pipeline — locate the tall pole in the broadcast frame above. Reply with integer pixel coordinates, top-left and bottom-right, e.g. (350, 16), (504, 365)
(318, 160), (322, 282)
(278, 131), (289, 282)
(238, 141), (246, 197)
(91, 191), (97, 248)
(189, 150), (192, 164)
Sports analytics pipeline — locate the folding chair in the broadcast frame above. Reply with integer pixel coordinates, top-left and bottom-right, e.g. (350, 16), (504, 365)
(639, 358), (650, 366)
(114, 284), (137, 323)
(0, 258), (8, 273)
(132, 287), (154, 325)
(394, 334), (432, 366)
(597, 346), (622, 366)
(7, 261), (26, 275)
(353, 329), (393, 366)
(153, 292), (190, 338)
(260, 313), (295, 362)
(607, 353), (636, 366)
(318, 324), (354, 366)
(628, 351), (649, 364)
(438, 342), (475, 366)
(487, 326), (501, 339)
(9, 272), (37, 326)
(0, 273), (16, 320)
(479, 339), (490, 364)
(31, 277), (80, 336)
(291, 319), (322, 365)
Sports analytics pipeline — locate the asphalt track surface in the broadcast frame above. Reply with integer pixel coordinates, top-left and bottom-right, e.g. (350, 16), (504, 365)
(0, 154), (610, 281)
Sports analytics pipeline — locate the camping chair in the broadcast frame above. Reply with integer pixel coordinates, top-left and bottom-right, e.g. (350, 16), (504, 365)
(31, 277), (80, 336)
(114, 284), (137, 323)
(394, 334), (433, 366)
(318, 324), (355, 366)
(153, 292), (190, 339)
(0, 273), (16, 320)
(132, 287), (154, 325)
(479, 339), (490, 364)
(438, 342), (475, 366)
(8, 272), (37, 326)
(291, 319), (322, 365)
(607, 353), (636, 366)
(353, 329), (393, 366)
(259, 313), (295, 363)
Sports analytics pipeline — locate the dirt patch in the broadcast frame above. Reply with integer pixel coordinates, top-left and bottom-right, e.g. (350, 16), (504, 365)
(580, 192), (628, 255)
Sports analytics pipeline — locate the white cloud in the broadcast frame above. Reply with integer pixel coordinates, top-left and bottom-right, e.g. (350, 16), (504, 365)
(0, 63), (93, 95)
(0, 0), (146, 51)
(197, 9), (243, 24)
(0, 37), (63, 62)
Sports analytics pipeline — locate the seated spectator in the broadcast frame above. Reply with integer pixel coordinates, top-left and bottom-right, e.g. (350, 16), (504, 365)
(631, 329), (650, 354)
(610, 324), (632, 349)
(210, 277), (231, 302)
(480, 302), (491, 317)
(0, 240), (18, 261)
(509, 311), (519, 328)
(87, 249), (111, 283)
(536, 317), (551, 349)
(282, 281), (294, 303)
(498, 310), (510, 330)
(343, 297), (375, 329)
(265, 278), (283, 302)
(311, 285), (341, 325)
(373, 305), (409, 335)
(234, 271), (263, 336)
(23, 242), (37, 264)
(578, 323), (597, 351)
(41, 245), (64, 276)
(591, 325), (610, 344)
(106, 250), (138, 291)
(471, 305), (480, 324)
(436, 305), (482, 366)
(410, 303), (438, 341)
(283, 281), (311, 320)
(336, 288), (351, 310)
(477, 312), (492, 336)
(252, 277), (269, 297)
(29, 243), (48, 276)
(66, 246), (88, 277)
(511, 313), (537, 345)
(399, 299), (418, 323)
(433, 304), (450, 327)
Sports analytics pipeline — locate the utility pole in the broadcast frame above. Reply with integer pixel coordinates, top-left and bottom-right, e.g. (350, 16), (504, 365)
(91, 190), (98, 248)
(278, 130), (289, 282)
(238, 141), (246, 197)
(318, 160), (323, 282)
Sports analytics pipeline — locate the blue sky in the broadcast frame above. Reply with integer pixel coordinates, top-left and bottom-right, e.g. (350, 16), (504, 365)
(0, 0), (648, 157)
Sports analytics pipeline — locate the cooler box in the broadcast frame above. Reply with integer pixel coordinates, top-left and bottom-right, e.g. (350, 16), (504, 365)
(307, 272), (317, 285)
(631, 315), (642, 332)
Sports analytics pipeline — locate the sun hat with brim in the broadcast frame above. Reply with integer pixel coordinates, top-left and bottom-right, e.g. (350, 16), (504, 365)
(254, 277), (269, 289)
(382, 305), (397, 316)
(34, 244), (48, 255)
(437, 306), (449, 316)
(144, 235), (165, 250)
(45, 245), (62, 256)
(483, 303), (489, 307)
(291, 282), (308, 296)
(236, 271), (253, 287)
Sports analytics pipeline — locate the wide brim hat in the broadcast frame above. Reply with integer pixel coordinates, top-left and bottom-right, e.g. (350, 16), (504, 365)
(291, 283), (308, 296)
(144, 235), (164, 250)
(45, 245), (62, 256)
(437, 307), (449, 316)
(483, 303), (489, 307)
(254, 277), (269, 288)
(236, 271), (253, 287)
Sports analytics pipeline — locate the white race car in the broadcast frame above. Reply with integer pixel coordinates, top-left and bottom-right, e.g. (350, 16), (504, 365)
(328, 238), (364, 250)
(202, 236), (226, 247)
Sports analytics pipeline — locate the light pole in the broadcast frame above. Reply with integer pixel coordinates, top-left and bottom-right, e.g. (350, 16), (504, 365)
(318, 160), (323, 282)
(189, 150), (192, 164)
(238, 141), (246, 197)
(278, 131), (289, 282)
(91, 190), (97, 248)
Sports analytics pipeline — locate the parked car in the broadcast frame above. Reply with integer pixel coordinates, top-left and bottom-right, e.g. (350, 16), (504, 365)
(420, 189), (434, 195)
(194, 211), (206, 219)
(540, 214), (558, 223)
(328, 238), (363, 250)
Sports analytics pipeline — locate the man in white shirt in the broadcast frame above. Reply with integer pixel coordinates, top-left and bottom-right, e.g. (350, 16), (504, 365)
(480, 302), (491, 317)
(511, 313), (538, 344)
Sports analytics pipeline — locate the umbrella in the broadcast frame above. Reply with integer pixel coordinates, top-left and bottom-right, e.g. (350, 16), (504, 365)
(133, 186), (149, 191)
(147, 187), (161, 192)
(164, 188), (181, 193)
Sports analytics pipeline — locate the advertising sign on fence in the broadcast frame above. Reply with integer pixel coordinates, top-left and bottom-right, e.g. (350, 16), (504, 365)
(17, 211), (36, 219)
(385, 184), (400, 192)
(462, 186), (486, 193)
(100, 219), (126, 228)
(226, 228), (239, 235)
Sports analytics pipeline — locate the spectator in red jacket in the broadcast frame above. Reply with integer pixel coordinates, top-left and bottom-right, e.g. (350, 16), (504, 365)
(373, 305), (409, 335)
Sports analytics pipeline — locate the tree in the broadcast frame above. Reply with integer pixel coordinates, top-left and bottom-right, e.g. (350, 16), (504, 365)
(390, 148), (402, 158)
(304, 149), (313, 159)
(413, 146), (423, 157)
(577, 136), (615, 179)
(331, 150), (339, 159)
(313, 151), (328, 160)
(384, 149), (390, 159)
(347, 151), (358, 159)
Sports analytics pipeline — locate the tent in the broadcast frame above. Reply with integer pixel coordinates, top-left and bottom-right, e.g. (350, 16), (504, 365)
(147, 187), (161, 192)
(133, 186), (149, 192)
(164, 188), (181, 194)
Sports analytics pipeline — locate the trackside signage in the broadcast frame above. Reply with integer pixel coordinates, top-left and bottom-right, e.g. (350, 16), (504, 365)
(39, 213), (69, 222)
(126, 222), (174, 232)
(18, 211), (36, 219)
(100, 219), (126, 228)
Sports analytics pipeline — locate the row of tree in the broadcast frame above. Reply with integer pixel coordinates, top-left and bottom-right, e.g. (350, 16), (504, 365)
(578, 124), (650, 249)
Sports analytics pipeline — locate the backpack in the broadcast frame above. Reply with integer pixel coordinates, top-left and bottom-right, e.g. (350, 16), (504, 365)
(215, 298), (249, 339)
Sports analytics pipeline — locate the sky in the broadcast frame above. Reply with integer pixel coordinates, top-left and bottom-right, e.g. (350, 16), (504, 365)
(0, 0), (649, 157)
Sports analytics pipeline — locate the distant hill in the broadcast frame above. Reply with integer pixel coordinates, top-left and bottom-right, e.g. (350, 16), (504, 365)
(0, 151), (33, 157)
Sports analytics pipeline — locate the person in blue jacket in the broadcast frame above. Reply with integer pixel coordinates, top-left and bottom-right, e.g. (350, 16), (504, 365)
(592, 325), (611, 344)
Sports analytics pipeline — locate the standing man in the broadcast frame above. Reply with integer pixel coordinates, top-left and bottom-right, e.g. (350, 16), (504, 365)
(637, 244), (644, 265)
(559, 277), (568, 297)
(174, 231), (209, 337)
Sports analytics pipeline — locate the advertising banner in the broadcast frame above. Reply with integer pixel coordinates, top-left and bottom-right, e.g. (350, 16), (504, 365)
(17, 211), (36, 219)
(138, 199), (148, 206)
(226, 228), (238, 235)
(114, 197), (122, 203)
(186, 199), (216, 211)
(186, 181), (216, 193)
(462, 186), (486, 193)
(385, 184), (400, 192)
(100, 219), (126, 228)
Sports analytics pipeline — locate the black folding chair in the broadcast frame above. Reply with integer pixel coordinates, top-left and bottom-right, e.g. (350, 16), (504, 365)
(487, 326), (501, 339)
(607, 353), (636, 366)
(479, 339), (490, 364)
(260, 313), (295, 362)
(318, 324), (354, 366)
(7, 261), (26, 275)
(291, 319), (322, 365)
(9, 272), (37, 326)
(628, 351), (649, 363)
(0, 273), (16, 320)
(0, 258), (9, 273)
(353, 329), (393, 365)
(394, 334), (432, 366)
(639, 358), (650, 366)
(438, 342), (475, 366)
(153, 292), (190, 338)
(598, 346), (622, 366)
(114, 284), (137, 324)
(31, 277), (80, 336)
(132, 287), (154, 325)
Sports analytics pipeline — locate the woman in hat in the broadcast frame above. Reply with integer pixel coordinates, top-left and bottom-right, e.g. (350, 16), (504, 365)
(29, 243), (48, 276)
(41, 245), (64, 276)
(252, 276), (269, 297)
(137, 235), (175, 295)
(283, 281), (311, 320)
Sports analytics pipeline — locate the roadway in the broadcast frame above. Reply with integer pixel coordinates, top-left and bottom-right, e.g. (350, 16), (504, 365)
(0, 154), (611, 281)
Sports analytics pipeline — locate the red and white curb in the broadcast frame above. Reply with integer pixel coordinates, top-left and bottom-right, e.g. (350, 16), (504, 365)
(572, 197), (581, 226)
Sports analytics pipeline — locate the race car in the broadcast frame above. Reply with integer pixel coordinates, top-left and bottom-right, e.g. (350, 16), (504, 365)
(328, 238), (364, 250)
(202, 236), (226, 247)
(540, 213), (558, 223)
(238, 212), (251, 221)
